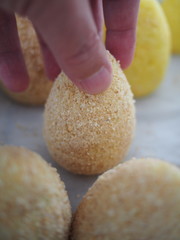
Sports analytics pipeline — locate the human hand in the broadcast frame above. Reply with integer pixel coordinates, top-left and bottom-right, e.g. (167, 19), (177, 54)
(0, 0), (140, 94)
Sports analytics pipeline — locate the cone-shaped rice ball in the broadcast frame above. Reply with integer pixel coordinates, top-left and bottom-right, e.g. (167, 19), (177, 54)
(72, 158), (180, 240)
(0, 145), (71, 240)
(44, 52), (135, 175)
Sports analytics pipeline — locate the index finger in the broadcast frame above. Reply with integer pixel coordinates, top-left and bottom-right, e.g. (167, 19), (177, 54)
(103, 0), (140, 69)
(0, 10), (29, 92)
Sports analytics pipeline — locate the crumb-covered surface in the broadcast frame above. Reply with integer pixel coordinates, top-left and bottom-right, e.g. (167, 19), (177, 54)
(0, 146), (71, 240)
(72, 158), (180, 240)
(44, 52), (135, 175)
(1, 16), (52, 105)
(0, 56), (180, 212)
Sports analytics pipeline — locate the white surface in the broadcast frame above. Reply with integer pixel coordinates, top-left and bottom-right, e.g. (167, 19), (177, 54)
(0, 56), (180, 212)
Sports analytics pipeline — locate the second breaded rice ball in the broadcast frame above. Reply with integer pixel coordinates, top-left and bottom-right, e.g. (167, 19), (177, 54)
(72, 158), (180, 240)
(0, 145), (71, 240)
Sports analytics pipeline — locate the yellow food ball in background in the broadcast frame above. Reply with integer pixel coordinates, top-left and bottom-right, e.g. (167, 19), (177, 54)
(0, 145), (71, 240)
(1, 16), (53, 105)
(43, 52), (135, 175)
(161, 0), (180, 53)
(72, 158), (180, 240)
(124, 0), (171, 98)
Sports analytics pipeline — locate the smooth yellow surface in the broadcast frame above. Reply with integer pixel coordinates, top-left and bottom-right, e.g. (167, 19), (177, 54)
(162, 0), (180, 53)
(124, 0), (171, 98)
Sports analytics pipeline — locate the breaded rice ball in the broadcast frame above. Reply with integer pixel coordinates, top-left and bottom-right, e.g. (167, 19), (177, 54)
(72, 158), (180, 240)
(162, 0), (180, 53)
(124, 0), (171, 97)
(0, 145), (71, 240)
(1, 16), (53, 105)
(43, 52), (135, 175)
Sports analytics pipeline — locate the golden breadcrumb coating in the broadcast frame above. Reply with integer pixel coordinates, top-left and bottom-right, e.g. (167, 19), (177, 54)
(0, 145), (71, 240)
(43, 51), (135, 175)
(72, 158), (180, 240)
(2, 16), (52, 105)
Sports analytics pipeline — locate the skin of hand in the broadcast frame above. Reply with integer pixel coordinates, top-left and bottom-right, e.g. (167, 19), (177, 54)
(0, 0), (140, 94)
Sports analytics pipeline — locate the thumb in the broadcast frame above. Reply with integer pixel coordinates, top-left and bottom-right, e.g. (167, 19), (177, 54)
(26, 0), (112, 94)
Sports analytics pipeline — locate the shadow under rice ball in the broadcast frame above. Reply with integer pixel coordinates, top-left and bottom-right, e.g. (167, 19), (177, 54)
(72, 158), (180, 240)
(0, 145), (71, 240)
(44, 52), (135, 175)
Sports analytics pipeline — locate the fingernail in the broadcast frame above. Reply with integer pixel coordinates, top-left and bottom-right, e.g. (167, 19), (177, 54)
(46, 66), (60, 81)
(79, 66), (112, 94)
(43, 57), (61, 81)
(0, 61), (29, 92)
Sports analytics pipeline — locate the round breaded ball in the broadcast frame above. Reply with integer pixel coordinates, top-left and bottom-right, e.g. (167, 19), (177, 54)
(1, 16), (53, 105)
(124, 0), (171, 98)
(72, 158), (180, 240)
(0, 145), (71, 240)
(43, 52), (135, 175)
(162, 0), (180, 53)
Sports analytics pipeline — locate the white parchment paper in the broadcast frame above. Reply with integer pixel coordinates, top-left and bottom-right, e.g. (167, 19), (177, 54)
(0, 56), (180, 212)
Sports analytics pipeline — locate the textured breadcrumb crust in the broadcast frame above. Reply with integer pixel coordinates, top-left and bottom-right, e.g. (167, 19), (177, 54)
(2, 16), (52, 105)
(72, 158), (180, 240)
(0, 145), (71, 240)
(43, 52), (135, 175)
(124, 0), (171, 97)
(162, 0), (180, 53)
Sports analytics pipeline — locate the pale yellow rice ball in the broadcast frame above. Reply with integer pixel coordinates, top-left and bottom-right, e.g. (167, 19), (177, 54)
(0, 145), (71, 240)
(72, 158), (180, 240)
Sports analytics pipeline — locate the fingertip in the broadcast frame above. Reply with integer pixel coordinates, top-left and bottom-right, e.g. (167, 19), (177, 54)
(76, 65), (112, 95)
(121, 43), (136, 69)
(36, 31), (61, 81)
(45, 63), (61, 81)
(1, 73), (29, 92)
(106, 30), (136, 70)
(0, 11), (30, 92)
(0, 56), (30, 92)
(120, 49), (135, 69)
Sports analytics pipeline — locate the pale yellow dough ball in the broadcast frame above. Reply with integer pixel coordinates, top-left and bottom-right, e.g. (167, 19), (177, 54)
(162, 0), (180, 53)
(124, 0), (171, 98)
(72, 158), (180, 240)
(2, 16), (53, 105)
(0, 145), (71, 240)
(44, 52), (135, 175)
